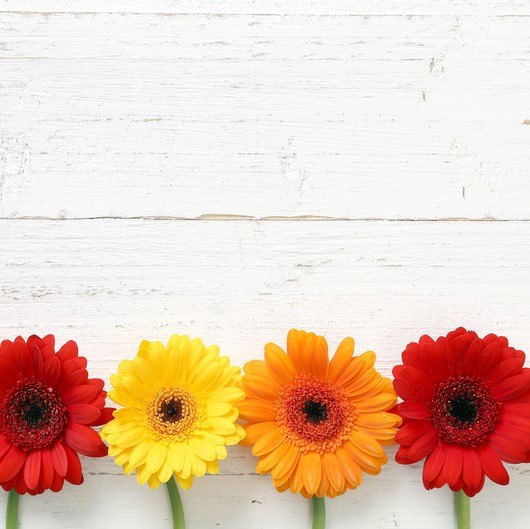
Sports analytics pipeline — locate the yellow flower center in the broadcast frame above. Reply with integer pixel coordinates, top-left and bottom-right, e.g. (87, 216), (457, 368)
(146, 387), (199, 441)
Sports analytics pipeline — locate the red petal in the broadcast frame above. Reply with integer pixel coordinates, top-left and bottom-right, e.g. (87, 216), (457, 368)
(13, 338), (34, 378)
(441, 444), (463, 487)
(24, 450), (41, 491)
(401, 342), (422, 370)
(461, 338), (485, 376)
(64, 444), (83, 485)
(487, 430), (527, 463)
(485, 358), (524, 387)
(57, 341), (79, 361)
(87, 378), (105, 393)
(51, 442), (68, 477)
(57, 369), (89, 394)
(67, 404), (101, 424)
(422, 442), (447, 486)
(0, 436), (12, 459)
(62, 384), (98, 405)
(407, 429), (439, 462)
(89, 407), (115, 426)
(419, 343), (448, 384)
(492, 373), (530, 402)
(64, 423), (106, 457)
(393, 366), (435, 400)
(39, 449), (55, 491)
(0, 445), (26, 481)
(477, 444), (509, 485)
(395, 420), (435, 447)
(461, 447), (483, 494)
(502, 403), (530, 418)
(398, 400), (431, 420)
(50, 473), (64, 492)
(39, 334), (56, 359)
(40, 357), (61, 388)
(473, 342), (502, 379)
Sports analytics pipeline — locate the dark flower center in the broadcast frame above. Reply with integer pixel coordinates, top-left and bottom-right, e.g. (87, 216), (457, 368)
(449, 395), (477, 423)
(431, 376), (500, 446)
(303, 400), (328, 425)
(1, 380), (67, 450)
(159, 398), (184, 423)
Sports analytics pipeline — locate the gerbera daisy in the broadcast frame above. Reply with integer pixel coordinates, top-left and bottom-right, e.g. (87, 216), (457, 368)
(101, 334), (245, 528)
(393, 328), (530, 527)
(0, 335), (113, 528)
(238, 329), (400, 528)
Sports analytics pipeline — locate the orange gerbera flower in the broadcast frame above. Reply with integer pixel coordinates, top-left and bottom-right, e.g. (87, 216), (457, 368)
(239, 329), (401, 498)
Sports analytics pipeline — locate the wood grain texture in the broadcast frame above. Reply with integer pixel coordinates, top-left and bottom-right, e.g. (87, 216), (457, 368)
(1, 219), (530, 527)
(1, 12), (530, 219)
(1, 1), (530, 527)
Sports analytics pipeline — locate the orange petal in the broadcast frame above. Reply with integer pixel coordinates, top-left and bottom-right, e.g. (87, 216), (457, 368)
(299, 333), (319, 374)
(349, 429), (385, 458)
(328, 337), (355, 381)
(270, 443), (300, 484)
(264, 343), (296, 385)
(344, 369), (381, 395)
(335, 356), (368, 387)
(310, 337), (329, 380)
(241, 422), (278, 446)
(289, 459), (305, 494)
(355, 392), (397, 413)
(301, 451), (322, 495)
(238, 400), (276, 422)
(244, 374), (281, 402)
(335, 445), (362, 487)
(316, 458), (331, 497)
(243, 360), (270, 377)
(341, 440), (382, 475)
(287, 329), (305, 372)
(252, 428), (286, 457)
(323, 451), (345, 494)
(256, 442), (291, 473)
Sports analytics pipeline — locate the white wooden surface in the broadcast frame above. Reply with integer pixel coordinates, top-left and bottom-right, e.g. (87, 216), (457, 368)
(1, 1), (530, 527)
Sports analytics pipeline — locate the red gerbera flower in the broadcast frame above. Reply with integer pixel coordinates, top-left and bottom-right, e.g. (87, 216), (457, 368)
(0, 335), (113, 495)
(393, 327), (530, 497)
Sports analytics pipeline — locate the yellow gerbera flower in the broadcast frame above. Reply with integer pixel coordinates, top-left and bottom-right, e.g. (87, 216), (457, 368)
(101, 334), (245, 490)
(239, 329), (401, 500)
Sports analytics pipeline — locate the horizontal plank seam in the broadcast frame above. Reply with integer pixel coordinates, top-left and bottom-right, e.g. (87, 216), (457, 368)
(0, 11), (529, 17)
(1, 216), (529, 222)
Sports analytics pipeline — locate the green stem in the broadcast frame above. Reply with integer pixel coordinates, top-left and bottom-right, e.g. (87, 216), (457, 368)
(165, 476), (185, 529)
(5, 490), (19, 529)
(312, 496), (326, 529)
(456, 490), (471, 529)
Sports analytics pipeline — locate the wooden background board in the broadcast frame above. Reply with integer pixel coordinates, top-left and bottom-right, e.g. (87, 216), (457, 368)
(1, 1), (530, 527)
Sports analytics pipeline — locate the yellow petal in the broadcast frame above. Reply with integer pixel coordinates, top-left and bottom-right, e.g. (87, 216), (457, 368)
(166, 443), (185, 473)
(175, 473), (194, 490)
(128, 439), (154, 468)
(145, 443), (167, 474)
(189, 437), (217, 461)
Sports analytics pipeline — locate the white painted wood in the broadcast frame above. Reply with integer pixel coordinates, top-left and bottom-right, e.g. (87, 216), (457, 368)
(1, 1), (530, 15)
(1, 12), (530, 219)
(1, 219), (530, 527)
(1, 1), (530, 527)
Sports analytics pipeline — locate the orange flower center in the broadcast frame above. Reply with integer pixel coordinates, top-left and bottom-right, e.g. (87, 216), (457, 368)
(275, 374), (356, 453)
(146, 387), (199, 441)
(431, 376), (501, 446)
(1, 379), (67, 450)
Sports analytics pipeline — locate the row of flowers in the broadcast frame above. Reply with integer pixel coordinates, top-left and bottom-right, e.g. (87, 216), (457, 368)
(1, 328), (529, 529)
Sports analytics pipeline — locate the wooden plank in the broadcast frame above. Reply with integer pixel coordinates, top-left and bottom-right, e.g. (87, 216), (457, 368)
(1, 13), (530, 219)
(0, 218), (529, 527)
(1, 1), (530, 15)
